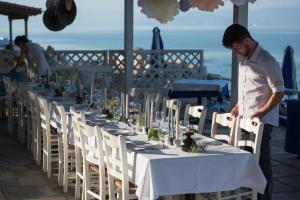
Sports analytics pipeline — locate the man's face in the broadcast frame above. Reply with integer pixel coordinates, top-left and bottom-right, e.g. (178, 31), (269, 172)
(231, 40), (251, 57)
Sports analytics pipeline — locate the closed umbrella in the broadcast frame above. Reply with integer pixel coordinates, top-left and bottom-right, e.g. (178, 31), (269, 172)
(150, 27), (164, 66)
(282, 46), (297, 93)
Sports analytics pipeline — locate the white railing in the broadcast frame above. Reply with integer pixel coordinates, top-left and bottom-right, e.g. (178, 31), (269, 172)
(46, 49), (205, 90)
(46, 50), (108, 69)
(0, 49), (204, 90)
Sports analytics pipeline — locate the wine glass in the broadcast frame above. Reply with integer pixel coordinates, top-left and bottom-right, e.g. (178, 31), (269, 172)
(155, 111), (165, 130)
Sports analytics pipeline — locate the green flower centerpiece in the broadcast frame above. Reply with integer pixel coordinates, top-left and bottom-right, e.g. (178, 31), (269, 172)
(181, 131), (207, 153)
(148, 129), (159, 141)
(105, 98), (120, 120)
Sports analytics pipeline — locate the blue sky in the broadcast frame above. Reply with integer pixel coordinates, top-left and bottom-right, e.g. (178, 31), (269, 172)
(1, 0), (300, 36)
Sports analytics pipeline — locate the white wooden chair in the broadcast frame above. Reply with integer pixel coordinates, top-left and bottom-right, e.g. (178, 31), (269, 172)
(102, 129), (137, 200)
(52, 102), (76, 192)
(216, 117), (264, 200)
(22, 87), (33, 150)
(3, 77), (15, 135)
(15, 83), (26, 144)
(144, 92), (162, 129)
(36, 95), (59, 178)
(79, 121), (107, 200)
(70, 106), (86, 198)
(163, 99), (181, 138)
(210, 112), (237, 145)
(184, 104), (207, 134)
(27, 90), (39, 162)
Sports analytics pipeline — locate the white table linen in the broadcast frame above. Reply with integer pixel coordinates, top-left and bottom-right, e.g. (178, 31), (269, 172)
(171, 79), (228, 92)
(125, 134), (266, 200)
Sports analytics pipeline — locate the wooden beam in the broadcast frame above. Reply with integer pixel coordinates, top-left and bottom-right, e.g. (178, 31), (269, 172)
(231, 3), (248, 108)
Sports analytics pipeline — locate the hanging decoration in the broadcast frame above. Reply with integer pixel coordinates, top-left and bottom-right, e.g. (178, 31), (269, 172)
(137, 0), (179, 24)
(179, 0), (192, 12)
(191, 0), (224, 12)
(138, 0), (257, 23)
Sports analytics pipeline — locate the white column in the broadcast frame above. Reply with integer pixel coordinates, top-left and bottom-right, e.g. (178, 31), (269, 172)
(124, 0), (134, 91)
(231, 3), (248, 107)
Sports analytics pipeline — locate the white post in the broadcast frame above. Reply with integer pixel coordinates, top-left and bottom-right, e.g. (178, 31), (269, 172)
(231, 3), (248, 108)
(124, 0), (134, 118)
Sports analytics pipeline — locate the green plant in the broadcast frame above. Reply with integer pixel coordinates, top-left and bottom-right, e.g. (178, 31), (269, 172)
(107, 99), (120, 112)
(189, 143), (207, 153)
(148, 129), (159, 141)
(137, 114), (145, 126)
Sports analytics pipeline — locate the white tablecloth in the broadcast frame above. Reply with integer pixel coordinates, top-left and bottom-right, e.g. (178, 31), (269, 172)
(125, 134), (266, 200)
(171, 79), (228, 92)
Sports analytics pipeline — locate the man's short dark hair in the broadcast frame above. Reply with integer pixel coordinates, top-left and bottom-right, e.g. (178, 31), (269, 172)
(14, 35), (29, 46)
(222, 24), (253, 48)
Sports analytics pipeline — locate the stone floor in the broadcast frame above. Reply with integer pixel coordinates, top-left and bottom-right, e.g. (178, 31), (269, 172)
(0, 119), (300, 200)
(0, 120), (75, 200)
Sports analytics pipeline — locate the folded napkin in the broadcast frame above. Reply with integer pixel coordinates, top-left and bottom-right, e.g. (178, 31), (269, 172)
(103, 122), (134, 136)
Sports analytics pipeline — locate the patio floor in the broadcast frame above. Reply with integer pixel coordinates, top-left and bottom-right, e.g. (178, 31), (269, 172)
(0, 119), (299, 200)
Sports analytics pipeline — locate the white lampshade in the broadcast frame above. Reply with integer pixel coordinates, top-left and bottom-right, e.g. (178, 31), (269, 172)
(191, 0), (224, 12)
(138, 0), (180, 24)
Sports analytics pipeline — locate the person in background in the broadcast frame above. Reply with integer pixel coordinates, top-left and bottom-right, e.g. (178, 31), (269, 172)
(222, 24), (285, 200)
(11, 35), (51, 80)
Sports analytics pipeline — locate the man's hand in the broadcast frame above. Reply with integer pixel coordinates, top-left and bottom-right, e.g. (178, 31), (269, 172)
(251, 108), (265, 119)
(251, 92), (284, 120)
(230, 104), (238, 117)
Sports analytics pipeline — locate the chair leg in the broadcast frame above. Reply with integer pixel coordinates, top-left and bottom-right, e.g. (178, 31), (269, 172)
(63, 159), (68, 192)
(252, 191), (257, 200)
(58, 138), (64, 186)
(26, 113), (31, 150)
(84, 162), (91, 200)
(47, 148), (51, 178)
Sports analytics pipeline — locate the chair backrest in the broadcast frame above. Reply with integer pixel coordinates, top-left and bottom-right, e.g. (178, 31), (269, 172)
(234, 117), (264, 162)
(36, 95), (51, 137)
(101, 128), (132, 200)
(27, 90), (38, 115)
(52, 101), (68, 143)
(184, 104), (207, 134)
(79, 121), (106, 199)
(211, 112), (236, 145)
(164, 99), (181, 136)
(144, 92), (162, 129)
(70, 106), (86, 147)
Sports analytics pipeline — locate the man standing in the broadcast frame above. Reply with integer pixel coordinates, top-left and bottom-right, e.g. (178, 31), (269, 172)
(222, 24), (285, 200)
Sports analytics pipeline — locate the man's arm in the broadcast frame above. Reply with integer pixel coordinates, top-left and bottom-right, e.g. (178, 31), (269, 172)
(230, 103), (238, 117)
(251, 92), (284, 119)
(252, 60), (285, 119)
(11, 49), (25, 72)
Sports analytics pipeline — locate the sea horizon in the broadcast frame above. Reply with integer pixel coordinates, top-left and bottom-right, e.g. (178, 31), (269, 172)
(8, 27), (300, 89)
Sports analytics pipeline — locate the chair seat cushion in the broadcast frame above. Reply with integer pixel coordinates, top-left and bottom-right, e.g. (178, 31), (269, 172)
(89, 164), (108, 176)
(114, 180), (137, 194)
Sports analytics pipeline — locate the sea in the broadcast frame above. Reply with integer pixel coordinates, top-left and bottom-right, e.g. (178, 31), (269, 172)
(30, 28), (300, 89)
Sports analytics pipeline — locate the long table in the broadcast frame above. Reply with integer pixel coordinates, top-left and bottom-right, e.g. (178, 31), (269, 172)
(125, 134), (266, 200)
(26, 82), (266, 200)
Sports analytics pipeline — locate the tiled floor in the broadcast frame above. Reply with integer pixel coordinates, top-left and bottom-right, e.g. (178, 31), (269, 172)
(0, 119), (299, 200)
(0, 120), (75, 200)
(271, 127), (300, 200)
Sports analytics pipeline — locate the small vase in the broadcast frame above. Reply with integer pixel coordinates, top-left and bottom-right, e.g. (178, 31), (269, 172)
(173, 139), (181, 147)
